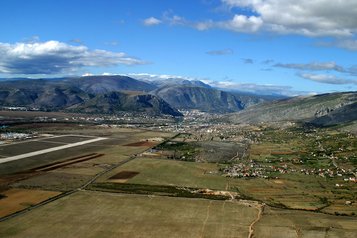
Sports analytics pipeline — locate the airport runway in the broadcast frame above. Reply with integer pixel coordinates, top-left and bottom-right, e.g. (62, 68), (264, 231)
(0, 137), (108, 164)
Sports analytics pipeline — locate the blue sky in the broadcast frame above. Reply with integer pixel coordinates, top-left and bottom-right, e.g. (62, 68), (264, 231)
(0, 0), (356, 95)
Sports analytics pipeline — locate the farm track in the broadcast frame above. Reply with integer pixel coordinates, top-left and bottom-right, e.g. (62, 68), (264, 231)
(248, 203), (265, 238)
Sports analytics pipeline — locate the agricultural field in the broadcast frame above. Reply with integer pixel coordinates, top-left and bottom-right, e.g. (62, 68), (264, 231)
(0, 188), (60, 217)
(254, 206), (357, 238)
(219, 125), (357, 215)
(96, 157), (230, 190)
(0, 123), (175, 218)
(0, 190), (257, 238)
(92, 154), (357, 215)
(0, 121), (356, 237)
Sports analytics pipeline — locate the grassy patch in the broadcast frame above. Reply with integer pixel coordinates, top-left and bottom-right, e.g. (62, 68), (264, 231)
(99, 158), (230, 191)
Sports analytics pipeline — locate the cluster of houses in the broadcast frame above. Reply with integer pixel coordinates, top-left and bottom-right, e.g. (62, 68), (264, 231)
(0, 132), (36, 141)
(222, 157), (357, 183)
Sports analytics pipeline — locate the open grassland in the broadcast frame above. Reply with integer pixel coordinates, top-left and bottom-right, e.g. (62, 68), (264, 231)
(97, 157), (231, 190)
(0, 190), (257, 238)
(255, 206), (357, 238)
(95, 156), (357, 215)
(1, 122), (356, 235)
(232, 176), (335, 211)
(0, 188), (60, 217)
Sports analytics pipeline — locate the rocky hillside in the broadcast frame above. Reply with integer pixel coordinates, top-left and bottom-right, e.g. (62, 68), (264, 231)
(68, 91), (182, 116)
(0, 78), (181, 116)
(68, 75), (156, 94)
(0, 79), (91, 110)
(152, 86), (245, 113)
(0, 75), (280, 116)
(310, 102), (357, 126)
(226, 92), (357, 124)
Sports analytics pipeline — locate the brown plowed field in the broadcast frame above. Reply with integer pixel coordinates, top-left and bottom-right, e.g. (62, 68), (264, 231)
(0, 188), (60, 218)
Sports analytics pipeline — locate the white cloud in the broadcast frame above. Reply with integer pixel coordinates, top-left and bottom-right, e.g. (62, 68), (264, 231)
(127, 73), (197, 81)
(143, 17), (162, 26)
(318, 39), (357, 51)
(150, 2), (357, 38)
(195, 21), (214, 31)
(219, 14), (263, 32)
(298, 73), (357, 85)
(221, 0), (357, 37)
(275, 61), (346, 72)
(163, 12), (263, 33)
(0, 41), (146, 75)
(336, 39), (357, 51)
(102, 72), (115, 76)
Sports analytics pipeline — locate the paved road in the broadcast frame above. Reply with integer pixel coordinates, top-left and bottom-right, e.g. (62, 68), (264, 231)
(0, 137), (108, 164)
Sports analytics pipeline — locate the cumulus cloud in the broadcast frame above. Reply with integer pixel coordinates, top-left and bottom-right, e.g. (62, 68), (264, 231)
(222, 0), (357, 37)
(218, 14), (263, 32)
(150, 1), (357, 38)
(0, 41), (146, 75)
(298, 73), (357, 85)
(275, 62), (346, 72)
(143, 17), (162, 26)
(206, 48), (234, 55)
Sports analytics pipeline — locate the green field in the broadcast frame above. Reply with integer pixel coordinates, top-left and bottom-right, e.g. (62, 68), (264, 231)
(98, 157), (231, 190)
(94, 154), (357, 215)
(0, 190), (257, 238)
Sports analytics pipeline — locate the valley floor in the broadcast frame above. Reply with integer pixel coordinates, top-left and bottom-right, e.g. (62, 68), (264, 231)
(0, 122), (356, 237)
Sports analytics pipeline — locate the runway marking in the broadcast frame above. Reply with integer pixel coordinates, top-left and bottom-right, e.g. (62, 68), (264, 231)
(0, 137), (108, 164)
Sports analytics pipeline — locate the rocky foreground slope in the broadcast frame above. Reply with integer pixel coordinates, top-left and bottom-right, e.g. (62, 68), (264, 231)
(225, 92), (357, 125)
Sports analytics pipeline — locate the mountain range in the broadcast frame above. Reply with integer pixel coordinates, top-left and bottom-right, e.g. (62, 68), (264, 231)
(0, 75), (277, 116)
(0, 75), (355, 125)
